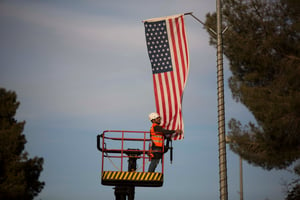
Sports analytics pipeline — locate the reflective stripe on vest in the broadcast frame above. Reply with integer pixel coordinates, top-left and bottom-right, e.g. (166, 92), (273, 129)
(150, 123), (164, 147)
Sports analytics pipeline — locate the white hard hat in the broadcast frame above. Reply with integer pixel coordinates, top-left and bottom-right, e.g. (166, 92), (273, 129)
(148, 112), (160, 121)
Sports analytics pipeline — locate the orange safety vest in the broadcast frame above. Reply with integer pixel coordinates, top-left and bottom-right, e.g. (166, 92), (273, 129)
(150, 123), (164, 147)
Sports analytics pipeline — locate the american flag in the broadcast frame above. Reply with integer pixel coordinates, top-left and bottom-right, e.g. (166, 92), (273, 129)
(144, 14), (189, 140)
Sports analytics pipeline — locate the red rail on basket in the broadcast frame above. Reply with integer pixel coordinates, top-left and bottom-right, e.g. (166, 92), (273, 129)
(98, 130), (164, 174)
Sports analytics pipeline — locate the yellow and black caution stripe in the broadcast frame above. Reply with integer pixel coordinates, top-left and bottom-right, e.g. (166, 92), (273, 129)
(101, 171), (163, 187)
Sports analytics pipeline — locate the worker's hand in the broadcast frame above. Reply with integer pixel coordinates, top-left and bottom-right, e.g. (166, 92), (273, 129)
(165, 134), (172, 139)
(175, 129), (183, 134)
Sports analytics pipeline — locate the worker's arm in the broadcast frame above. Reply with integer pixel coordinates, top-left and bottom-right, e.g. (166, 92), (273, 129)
(154, 126), (175, 137)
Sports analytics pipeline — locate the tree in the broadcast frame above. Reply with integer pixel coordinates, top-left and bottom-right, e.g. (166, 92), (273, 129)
(0, 88), (44, 199)
(205, 0), (300, 198)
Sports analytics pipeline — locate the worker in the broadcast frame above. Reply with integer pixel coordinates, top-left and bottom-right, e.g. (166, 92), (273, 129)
(148, 112), (182, 172)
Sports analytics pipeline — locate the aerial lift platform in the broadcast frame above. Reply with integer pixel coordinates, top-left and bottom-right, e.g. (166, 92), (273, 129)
(97, 130), (172, 200)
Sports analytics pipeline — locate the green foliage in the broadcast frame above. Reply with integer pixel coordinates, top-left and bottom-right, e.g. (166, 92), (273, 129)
(205, 0), (300, 169)
(284, 164), (300, 200)
(206, 1), (299, 198)
(0, 88), (44, 200)
(286, 184), (300, 200)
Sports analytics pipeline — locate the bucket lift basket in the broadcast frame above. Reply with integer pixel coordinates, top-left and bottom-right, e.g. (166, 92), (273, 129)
(97, 130), (165, 187)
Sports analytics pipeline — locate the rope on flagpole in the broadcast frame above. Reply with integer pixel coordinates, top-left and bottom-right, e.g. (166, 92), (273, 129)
(216, 0), (228, 199)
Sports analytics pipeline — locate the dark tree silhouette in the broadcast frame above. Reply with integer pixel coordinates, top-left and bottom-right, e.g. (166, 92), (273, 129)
(0, 88), (44, 199)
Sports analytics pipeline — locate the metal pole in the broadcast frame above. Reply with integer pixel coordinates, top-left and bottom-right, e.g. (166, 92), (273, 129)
(216, 0), (228, 200)
(239, 156), (243, 200)
(184, 12), (217, 35)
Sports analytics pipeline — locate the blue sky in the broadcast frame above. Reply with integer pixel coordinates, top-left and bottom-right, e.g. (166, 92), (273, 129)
(0, 1), (297, 200)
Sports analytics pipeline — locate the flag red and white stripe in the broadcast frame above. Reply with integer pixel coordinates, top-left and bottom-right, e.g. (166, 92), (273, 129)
(144, 14), (189, 140)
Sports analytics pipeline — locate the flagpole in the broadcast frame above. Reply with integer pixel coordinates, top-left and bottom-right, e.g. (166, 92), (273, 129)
(185, 4), (228, 199)
(216, 0), (228, 199)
